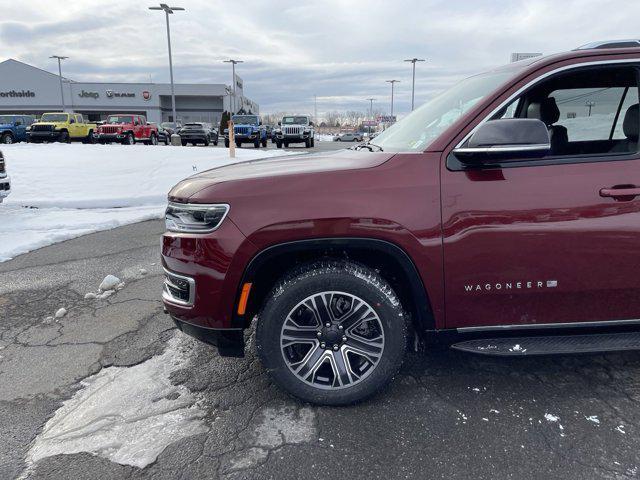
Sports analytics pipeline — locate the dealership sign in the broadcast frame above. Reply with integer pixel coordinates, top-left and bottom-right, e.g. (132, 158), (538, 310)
(0, 90), (35, 98)
(376, 115), (396, 123)
(106, 90), (136, 98)
(78, 90), (99, 99)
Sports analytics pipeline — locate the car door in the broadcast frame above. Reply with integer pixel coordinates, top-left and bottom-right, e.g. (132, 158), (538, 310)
(15, 116), (27, 141)
(441, 62), (640, 330)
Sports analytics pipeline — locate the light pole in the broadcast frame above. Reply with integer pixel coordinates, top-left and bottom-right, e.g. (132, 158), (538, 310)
(586, 100), (596, 117)
(404, 58), (425, 111)
(386, 80), (400, 120)
(367, 98), (375, 135)
(149, 4), (185, 125)
(50, 55), (68, 111)
(224, 59), (243, 114)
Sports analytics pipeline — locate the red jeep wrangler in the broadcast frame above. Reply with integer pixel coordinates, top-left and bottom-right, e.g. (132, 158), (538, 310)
(162, 41), (640, 405)
(96, 114), (159, 145)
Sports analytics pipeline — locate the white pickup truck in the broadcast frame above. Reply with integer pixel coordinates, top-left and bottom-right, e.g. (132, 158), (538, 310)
(0, 150), (10, 203)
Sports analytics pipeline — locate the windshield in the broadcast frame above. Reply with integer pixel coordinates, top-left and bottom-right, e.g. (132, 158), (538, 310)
(107, 115), (134, 124)
(0, 116), (16, 124)
(232, 115), (258, 125)
(282, 116), (308, 125)
(373, 70), (517, 151)
(40, 113), (68, 123)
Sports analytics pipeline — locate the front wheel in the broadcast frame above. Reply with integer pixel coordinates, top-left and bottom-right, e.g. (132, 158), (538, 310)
(1, 132), (14, 144)
(256, 261), (407, 405)
(261, 138), (267, 148)
(304, 138), (311, 148)
(149, 133), (158, 146)
(276, 141), (282, 149)
(123, 132), (134, 145)
(58, 131), (70, 143)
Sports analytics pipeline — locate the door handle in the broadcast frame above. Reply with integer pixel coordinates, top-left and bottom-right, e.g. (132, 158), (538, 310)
(600, 185), (640, 200)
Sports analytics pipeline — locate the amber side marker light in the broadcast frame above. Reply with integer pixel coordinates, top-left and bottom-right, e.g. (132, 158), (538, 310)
(237, 283), (252, 315)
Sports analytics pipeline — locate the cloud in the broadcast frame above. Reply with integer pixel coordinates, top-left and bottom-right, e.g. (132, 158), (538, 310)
(0, 0), (638, 114)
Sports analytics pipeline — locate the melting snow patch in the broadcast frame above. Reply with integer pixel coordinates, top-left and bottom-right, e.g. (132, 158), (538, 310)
(544, 413), (559, 423)
(54, 308), (67, 319)
(25, 334), (208, 469)
(616, 425), (626, 434)
(585, 415), (600, 425)
(99, 275), (122, 292)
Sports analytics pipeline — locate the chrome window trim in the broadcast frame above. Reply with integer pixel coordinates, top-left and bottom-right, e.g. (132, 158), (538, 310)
(457, 318), (640, 333)
(453, 143), (550, 155)
(162, 267), (196, 307)
(454, 58), (640, 150)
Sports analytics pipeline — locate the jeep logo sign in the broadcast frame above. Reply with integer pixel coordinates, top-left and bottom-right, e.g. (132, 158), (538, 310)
(78, 90), (99, 99)
(142, 91), (151, 101)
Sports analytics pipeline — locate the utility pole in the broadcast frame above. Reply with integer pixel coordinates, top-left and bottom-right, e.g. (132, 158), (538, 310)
(386, 80), (400, 120)
(149, 4), (185, 125)
(367, 98), (375, 136)
(586, 100), (596, 117)
(224, 59), (243, 114)
(404, 58), (425, 111)
(50, 55), (68, 111)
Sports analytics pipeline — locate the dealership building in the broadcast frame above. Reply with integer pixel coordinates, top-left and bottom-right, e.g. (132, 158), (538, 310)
(0, 59), (258, 124)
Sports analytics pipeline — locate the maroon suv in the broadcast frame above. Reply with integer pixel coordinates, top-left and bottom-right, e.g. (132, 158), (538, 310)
(162, 41), (640, 405)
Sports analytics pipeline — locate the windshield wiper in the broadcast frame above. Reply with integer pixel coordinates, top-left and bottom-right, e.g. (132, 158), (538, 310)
(355, 142), (384, 152)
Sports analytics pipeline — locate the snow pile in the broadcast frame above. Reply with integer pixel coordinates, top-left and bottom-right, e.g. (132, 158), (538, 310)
(0, 143), (292, 262)
(26, 334), (208, 469)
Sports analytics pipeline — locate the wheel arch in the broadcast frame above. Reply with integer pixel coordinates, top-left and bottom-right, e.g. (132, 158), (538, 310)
(233, 238), (435, 334)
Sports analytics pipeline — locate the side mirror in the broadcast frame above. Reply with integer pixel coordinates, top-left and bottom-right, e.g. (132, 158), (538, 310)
(453, 119), (550, 164)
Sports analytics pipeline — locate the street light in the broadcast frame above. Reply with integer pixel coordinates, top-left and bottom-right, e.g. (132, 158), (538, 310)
(224, 59), (244, 114)
(149, 4), (185, 125)
(366, 98), (375, 135)
(385, 80), (400, 120)
(404, 58), (425, 111)
(50, 55), (68, 111)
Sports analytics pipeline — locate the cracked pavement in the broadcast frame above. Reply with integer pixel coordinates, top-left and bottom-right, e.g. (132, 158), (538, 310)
(1, 220), (640, 479)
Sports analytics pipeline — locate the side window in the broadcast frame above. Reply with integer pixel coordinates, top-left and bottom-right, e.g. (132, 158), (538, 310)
(500, 65), (640, 158)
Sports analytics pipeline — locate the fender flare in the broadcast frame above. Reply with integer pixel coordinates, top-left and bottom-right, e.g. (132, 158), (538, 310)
(233, 237), (435, 332)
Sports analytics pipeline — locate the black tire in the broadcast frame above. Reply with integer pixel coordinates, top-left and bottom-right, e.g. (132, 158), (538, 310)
(224, 138), (230, 148)
(123, 132), (134, 145)
(149, 133), (158, 146)
(284, 142), (289, 148)
(254, 139), (260, 148)
(276, 141), (282, 149)
(256, 260), (407, 406)
(304, 138), (311, 148)
(311, 138), (315, 147)
(181, 140), (188, 146)
(261, 138), (267, 148)
(164, 137), (170, 145)
(58, 131), (70, 143)
(236, 140), (242, 148)
(204, 136), (210, 146)
(1, 132), (14, 144)
(85, 130), (96, 144)
(213, 140), (218, 146)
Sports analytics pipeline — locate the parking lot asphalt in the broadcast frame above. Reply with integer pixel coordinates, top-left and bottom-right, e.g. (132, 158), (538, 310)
(2, 220), (640, 479)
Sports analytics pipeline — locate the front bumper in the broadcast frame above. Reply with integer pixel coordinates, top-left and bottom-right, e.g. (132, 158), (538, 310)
(180, 134), (207, 142)
(0, 176), (10, 201)
(29, 131), (61, 141)
(95, 133), (126, 142)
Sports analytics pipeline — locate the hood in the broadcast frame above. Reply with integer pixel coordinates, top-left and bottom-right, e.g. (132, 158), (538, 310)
(169, 149), (395, 201)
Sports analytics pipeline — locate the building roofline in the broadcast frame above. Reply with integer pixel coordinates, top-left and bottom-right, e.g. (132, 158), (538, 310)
(0, 58), (75, 82)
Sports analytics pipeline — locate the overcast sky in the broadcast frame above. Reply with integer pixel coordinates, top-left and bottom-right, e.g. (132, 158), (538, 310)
(0, 0), (638, 115)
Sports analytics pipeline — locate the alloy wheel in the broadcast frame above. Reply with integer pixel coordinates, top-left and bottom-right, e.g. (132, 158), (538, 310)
(280, 291), (385, 390)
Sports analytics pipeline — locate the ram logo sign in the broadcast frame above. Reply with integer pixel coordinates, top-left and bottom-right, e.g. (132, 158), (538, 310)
(142, 91), (151, 101)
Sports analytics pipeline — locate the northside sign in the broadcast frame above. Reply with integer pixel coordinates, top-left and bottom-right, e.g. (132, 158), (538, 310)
(0, 90), (35, 98)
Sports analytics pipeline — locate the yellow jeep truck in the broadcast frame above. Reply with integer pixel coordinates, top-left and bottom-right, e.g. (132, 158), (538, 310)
(28, 112), (97, 143)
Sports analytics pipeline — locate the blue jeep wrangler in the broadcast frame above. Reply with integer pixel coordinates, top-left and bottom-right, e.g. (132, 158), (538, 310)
(224, 114), (267, 148)
(0, 115), (35, 144)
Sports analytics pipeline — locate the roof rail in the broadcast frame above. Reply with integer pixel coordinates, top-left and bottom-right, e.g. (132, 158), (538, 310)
(575, 39), (640, 50)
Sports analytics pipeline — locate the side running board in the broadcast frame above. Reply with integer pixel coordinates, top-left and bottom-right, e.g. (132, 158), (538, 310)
(451, 332), (640, 356)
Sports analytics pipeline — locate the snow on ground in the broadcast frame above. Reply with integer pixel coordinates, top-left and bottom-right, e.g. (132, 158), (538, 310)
(0, 143), (292, 262)
(26, 334), (208, 470)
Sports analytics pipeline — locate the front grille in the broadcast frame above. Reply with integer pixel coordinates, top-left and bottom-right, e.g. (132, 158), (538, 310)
(0, 151), (5, 174)
(284, 126), (303, 135)
(100, 126), (121, 134)
(235, 126), (251, 135)
(31, 124), (54, 132)
(163, 270), (195, 306)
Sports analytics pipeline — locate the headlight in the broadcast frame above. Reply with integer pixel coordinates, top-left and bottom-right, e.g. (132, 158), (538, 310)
(165, 202), (230, 233)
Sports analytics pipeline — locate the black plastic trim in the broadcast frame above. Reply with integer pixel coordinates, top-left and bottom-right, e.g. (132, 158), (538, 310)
(233, 237), (435, 332)
(172, 317), (244, 357)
